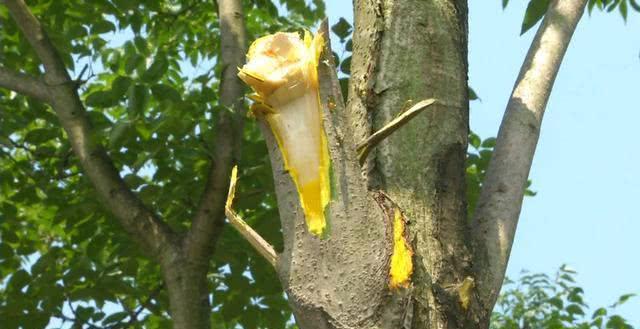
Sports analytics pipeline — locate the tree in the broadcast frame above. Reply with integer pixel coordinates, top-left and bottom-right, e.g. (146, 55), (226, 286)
(492, 266), (636, 329)
(0, 0), (635, 328)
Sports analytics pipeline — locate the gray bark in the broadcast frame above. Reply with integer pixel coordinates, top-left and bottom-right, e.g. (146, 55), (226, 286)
(186, 0), (247, 271)
(472, 0), (588, 315)
(1, 1), (247, 328)
(161, 248), (211, 329)
(172, 0), (247, 327)
(357, 0), (479, 327)
(262, 0), (480, 326)
(265, 22), (403, 328)
(260, 0), (586, 327)
(0, 66), (50, 102)
(1, 0), (589, 327)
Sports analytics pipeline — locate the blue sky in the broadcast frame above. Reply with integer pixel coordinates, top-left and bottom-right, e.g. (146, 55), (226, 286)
(322, 0), (640, 323)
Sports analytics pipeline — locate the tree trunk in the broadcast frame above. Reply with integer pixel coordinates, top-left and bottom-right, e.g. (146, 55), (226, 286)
(361, 0), (481, 327)
(259, 0), (486, 327)
(161, 250), (212, 329)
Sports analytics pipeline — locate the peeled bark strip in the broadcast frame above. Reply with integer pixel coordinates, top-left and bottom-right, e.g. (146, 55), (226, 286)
(225, 166), (278, 267)
(472, 0), (588, 315)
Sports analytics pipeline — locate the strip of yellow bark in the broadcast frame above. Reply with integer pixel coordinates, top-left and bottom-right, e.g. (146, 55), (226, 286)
(389, 208), (413, 289)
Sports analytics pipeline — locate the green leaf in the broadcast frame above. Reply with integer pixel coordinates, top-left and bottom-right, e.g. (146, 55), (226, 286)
(469, 87), (479, 101)
(502, 0), (510, 8)
(340, 55), (351, 75)
(481, 137), (496, 148)
(91, 20), (116, 34)
(565, 303), (585, 315)
(612, 293), (636, 307)
(589, 0), (597, 14)
(142, 52), (168, 82)
(469, 133), (481, 149)
(606, 315), (629, 329)
(151, 84), (181, 103)
(0, 243), (14, 260)
(9, 269), (30, 290)
(102, 311), (129, 325)
(521, 0), (551, 35)
(592, 307), (607, 318)
(86, 90), (119, 108)
(331, 17), (352, 40)
(128, 84), (149, 115)
(134, 36), (149, 56)
(125, 53), (144, 73)
(548, 297), (563, 309)
(619, 0), (628, 20)
(24, 128), (58, 144)
(111, 76), (133, 100)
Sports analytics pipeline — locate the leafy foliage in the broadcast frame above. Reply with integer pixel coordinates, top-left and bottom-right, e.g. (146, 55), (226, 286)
(507, 0), (640, 35)
(0, 1), (636, 328)
(1, 0), (323, 327)
(492, 265), (637, 329)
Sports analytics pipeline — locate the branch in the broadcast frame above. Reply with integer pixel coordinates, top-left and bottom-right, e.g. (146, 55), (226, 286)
(356, 98), (436, 165)
(0, 66), (50, 102)
(225, 166), (277, 268)
(186, 0), (247, 262)
(3, 0), (177, 256)
(472, 0), (588, 310)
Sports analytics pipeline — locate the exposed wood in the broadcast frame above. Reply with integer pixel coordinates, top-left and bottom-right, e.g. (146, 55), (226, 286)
(225, 166), (278, 268)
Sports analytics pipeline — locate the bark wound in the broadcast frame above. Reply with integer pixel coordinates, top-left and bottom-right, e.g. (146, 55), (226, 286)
(373, 191), (414, 289)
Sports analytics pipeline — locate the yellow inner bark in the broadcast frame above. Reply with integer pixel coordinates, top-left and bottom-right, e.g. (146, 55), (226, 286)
(237, 31), (330, 237)
(389, 208), (413, 289)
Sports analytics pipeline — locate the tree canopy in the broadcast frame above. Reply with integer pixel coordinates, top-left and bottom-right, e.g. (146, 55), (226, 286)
(0, 0), (637, 328)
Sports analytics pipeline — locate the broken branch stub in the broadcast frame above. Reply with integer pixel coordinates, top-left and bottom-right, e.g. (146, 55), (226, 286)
(238, 31), (331, 237)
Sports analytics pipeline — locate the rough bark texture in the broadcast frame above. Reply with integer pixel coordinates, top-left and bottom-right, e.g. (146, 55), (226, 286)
(173, 0), (247, 328)
(161, 248), (211, 329)
(1, 0), (589, 327)
(2, 1), (247, 328)
(186, 0), (247, 272)
(264, 23), (406, 328)
(359, 0), (479, 327)
(262, 0), (479, 324)
(262, 0), (587, 327)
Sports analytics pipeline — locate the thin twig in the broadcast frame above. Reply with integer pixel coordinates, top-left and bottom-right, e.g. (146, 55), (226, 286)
(356, 98), (437, 165)
(225, 166), (278, 268)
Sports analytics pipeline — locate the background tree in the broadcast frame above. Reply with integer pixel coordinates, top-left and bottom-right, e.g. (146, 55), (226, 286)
(0, 0), (636, 328)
